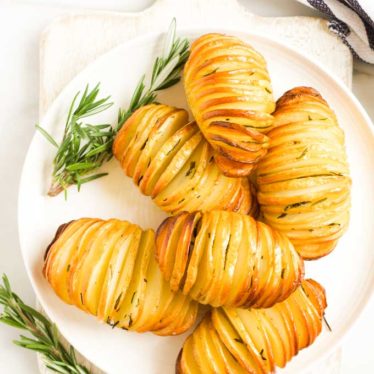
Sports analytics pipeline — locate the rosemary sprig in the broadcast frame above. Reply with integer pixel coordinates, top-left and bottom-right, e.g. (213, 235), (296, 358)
(37, 18), (189, 197)
(0, 274), (90, 374)
(117, 18), (189, 127)
(36, 83), (114, 197)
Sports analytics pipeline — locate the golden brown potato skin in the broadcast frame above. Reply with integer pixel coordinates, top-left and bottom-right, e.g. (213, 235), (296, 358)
(177, 279), (327, 374)
(184, 33), (275, 177)
(43, 218), (198, 336)
(256, 87), (351, 259)
(113, 104), (254, 215)
(155, 210), (303, 308)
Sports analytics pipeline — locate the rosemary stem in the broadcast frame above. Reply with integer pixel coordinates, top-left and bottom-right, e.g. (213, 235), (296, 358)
(48, 182), (68, 197)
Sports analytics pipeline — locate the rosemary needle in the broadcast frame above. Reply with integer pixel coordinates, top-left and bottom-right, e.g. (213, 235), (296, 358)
(37, 18), (190, 197)
(323, 314), (332, 332)
(0, 274), (90, 374)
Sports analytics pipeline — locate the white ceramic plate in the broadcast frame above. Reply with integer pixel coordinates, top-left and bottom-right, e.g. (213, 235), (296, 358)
(19, 29), (374, 374)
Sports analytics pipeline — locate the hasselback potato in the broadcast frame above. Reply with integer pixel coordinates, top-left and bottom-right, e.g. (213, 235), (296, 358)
(177, 279), (327, 374)
(155, 210), (303, 308)
(256, 87), (351, 259)
(184, 33), (275, 177)
(113, 104), (254, 215)
(43, 218), (198, 336)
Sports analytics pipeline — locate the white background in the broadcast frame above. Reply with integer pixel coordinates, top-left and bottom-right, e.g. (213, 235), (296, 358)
(0, 0), (373, 373)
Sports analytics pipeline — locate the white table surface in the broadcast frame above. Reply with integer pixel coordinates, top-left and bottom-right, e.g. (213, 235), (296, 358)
(0, 0), (373, 373)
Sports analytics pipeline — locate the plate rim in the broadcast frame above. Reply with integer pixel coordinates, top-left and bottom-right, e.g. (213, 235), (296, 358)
(18, 26), (374, 373)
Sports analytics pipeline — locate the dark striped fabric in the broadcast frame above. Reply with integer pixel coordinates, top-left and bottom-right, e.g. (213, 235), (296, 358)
(299, 0), (374, 63)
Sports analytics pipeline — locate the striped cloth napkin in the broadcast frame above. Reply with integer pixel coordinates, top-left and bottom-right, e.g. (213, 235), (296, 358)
(297, 0), (374, 63)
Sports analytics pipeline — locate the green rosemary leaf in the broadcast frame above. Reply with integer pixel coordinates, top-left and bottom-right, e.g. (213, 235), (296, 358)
(156, 77), (181, 91)
(45, 362), (76, 374)
(152, 55), (180, 90)
(84, 142), (112, 158)
(129, 75), (146, 112)
(16, 335), (41, 345)
(86, 124), (112, 130)
(79, 102), (113, 119)
(65, 91), (80, 128)
(151, 57), (161, 85)
(163, 18), (176, 58)
(65, 162), (100, 172)
(78, 172), (108, 184)
(14, 340), (51, 353)
(19, 304), (51, 326)
(69, 345), (78, 365)
(45, 364), (71, 374)
(0, 316), (24, 328)
(35, 125), (59, 148)
(80, 84), (89, 103)
(2, 274), (11, 292)
(117, 108), (127, 126)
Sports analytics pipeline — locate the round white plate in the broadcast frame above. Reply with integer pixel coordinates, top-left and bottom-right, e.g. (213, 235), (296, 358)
(19, 29), (374, 373)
